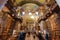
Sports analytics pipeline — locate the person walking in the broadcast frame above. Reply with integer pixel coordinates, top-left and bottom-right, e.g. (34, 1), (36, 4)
(44, 29), (49, 40)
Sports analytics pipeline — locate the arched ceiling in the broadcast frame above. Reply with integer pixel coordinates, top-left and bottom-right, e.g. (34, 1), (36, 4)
(22, 3), (39, 12)
(0, 0), (60, 23)
(14, 0), (46, 6)
(15, 0), (46, 4)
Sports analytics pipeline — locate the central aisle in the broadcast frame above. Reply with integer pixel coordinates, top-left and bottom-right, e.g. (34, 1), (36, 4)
(25, 33), (39, 40)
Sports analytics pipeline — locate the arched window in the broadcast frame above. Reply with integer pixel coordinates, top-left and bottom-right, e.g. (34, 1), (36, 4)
(56, 0), (60, 7)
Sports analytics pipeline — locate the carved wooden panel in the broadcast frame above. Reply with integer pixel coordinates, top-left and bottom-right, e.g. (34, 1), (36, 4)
(55, 31), (60, 36)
